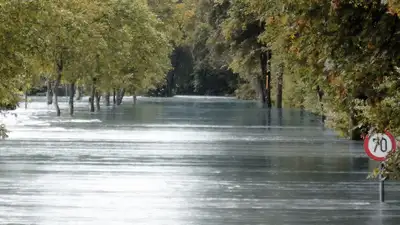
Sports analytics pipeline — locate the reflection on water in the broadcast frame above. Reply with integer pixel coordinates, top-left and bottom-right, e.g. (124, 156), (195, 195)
(0, 96), (399, 225)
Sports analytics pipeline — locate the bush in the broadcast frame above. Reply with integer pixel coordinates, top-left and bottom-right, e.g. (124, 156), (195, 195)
(368, 141), (400, 181)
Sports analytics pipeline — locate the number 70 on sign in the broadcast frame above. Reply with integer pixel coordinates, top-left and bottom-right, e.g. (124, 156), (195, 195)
(364, 131), (397, 161)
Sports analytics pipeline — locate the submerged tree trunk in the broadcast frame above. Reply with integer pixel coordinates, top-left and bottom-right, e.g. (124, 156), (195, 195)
(255, 77), (266, 104)
(53, 64), (62, 117)
(277, 63), (284, 109)
(259, 53), (267, 104)
(69, 82), (76, 116)
(95, 91), (101, 111)
(46, 79), (53, 105)
(278, 108), (283, 126)
(133, 95), (137, 104)
(24, 92), (28, 109)
(266, 50), (272, 108)
(76, 86), (82, 100)
(104, 92), (110, 106)
(349, 108), (360, 140)
(260, 51), (271, 106)
(113, 89), (116, 105)
(166, 70), (175, 97)
(90, 83), (95, 112)
(116, 88), (125, 105)
(316, 86), (326, 124)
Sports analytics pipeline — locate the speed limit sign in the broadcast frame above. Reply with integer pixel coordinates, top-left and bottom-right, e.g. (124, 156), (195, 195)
(364, 131), (396, 161)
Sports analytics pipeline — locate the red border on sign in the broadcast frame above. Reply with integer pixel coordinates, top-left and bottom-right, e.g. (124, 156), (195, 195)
(364, 131), (397, 161)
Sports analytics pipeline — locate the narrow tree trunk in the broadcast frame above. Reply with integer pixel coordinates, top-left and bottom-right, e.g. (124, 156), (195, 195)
(120, 89), (125, 103)
(69, 82), (76, 116)
(113, 89), (116, 105)
(256, 77), (266, 104)
(24, 91), (28, 109)
(92, 54), (100, 112)
(116, 90), (120, 104)
(133, 95), (137, 104)
(117, 88), (125, 105)
(46, 79), (53, 105)
(166, 71), (174, 97)
(278, 108), (283, 126)
(348, 95), (361, 140)
(349, 108), (359, 140)
(259, 52), (268, 104)
(276, 63), (284, 109)
(53, 70), (62, 117)
(316, 86), (326, 124)
(90, 83), (95, 112)
(266, 50), (272, 108)
(105, 92), (110, 106)
(76, 86), (82, 100)
(95, 91), (101, 111)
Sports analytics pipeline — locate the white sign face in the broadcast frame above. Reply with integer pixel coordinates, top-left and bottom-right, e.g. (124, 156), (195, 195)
(364, 132), (396, 161)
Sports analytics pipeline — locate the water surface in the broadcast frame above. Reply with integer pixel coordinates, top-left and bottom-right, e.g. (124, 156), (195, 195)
(0, 96), (399, 225)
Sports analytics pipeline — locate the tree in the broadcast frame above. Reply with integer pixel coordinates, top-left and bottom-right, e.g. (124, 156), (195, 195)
(95, 0), (172, 103)
(0, 0), (45, 110)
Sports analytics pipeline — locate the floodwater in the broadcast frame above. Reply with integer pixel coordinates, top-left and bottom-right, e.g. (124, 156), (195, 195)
(0, 96), (399, 225)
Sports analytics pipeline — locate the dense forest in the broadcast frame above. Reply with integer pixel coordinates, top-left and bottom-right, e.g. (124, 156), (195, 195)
(1, 0), (400, 178)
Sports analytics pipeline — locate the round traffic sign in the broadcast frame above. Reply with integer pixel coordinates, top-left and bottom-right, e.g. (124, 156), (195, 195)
(363, 131), (396, 161)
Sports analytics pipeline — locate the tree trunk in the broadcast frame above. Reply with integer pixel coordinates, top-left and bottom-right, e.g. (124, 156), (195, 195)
(53, 63), (62, 117)
(76, 86), (82, 100)
(166, 70), (174, 97)
(69, 82), (76, 116)
(276, 63), (284, 109)
(316, 86), (326, 124)
(259, 52), (268, 104)
(133, 95), (137, 104)
(24, 91), (28, 109)
(116, 90), (120, 104)
(348, 98), (361, 140)
(46, 79), (53, 105)
(95, 91), (101, 111)
(266, 50), (272, 108)
(113, 89), (116, 105)
(349, 108), (360, 140)
(105, 92), (110, 106)
(255, 77), (266, 104)
(90, 83), (95, 112)
(117, 88), (125, 105)
(278, 108), (283, 126)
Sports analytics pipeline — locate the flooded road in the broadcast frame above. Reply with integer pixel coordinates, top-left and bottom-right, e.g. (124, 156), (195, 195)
(0, 96), (399, 225)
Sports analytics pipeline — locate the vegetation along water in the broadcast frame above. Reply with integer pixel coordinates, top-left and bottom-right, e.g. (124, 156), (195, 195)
(1, 0), (400, 223)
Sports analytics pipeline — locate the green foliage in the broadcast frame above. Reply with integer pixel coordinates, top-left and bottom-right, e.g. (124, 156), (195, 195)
(1, 0), (400, 178)
(174, 0), (400, 178)
(147, 0), (239, 97)
(235, 82), (257, 100)
(382, 149), (400, 180)
(368, 148), (400, 181)
(0, 0), (173, 113)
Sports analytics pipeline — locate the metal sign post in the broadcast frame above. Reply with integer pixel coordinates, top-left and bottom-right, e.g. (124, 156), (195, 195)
(363, 131), (396, 203)
(379, 163), (385, 203)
